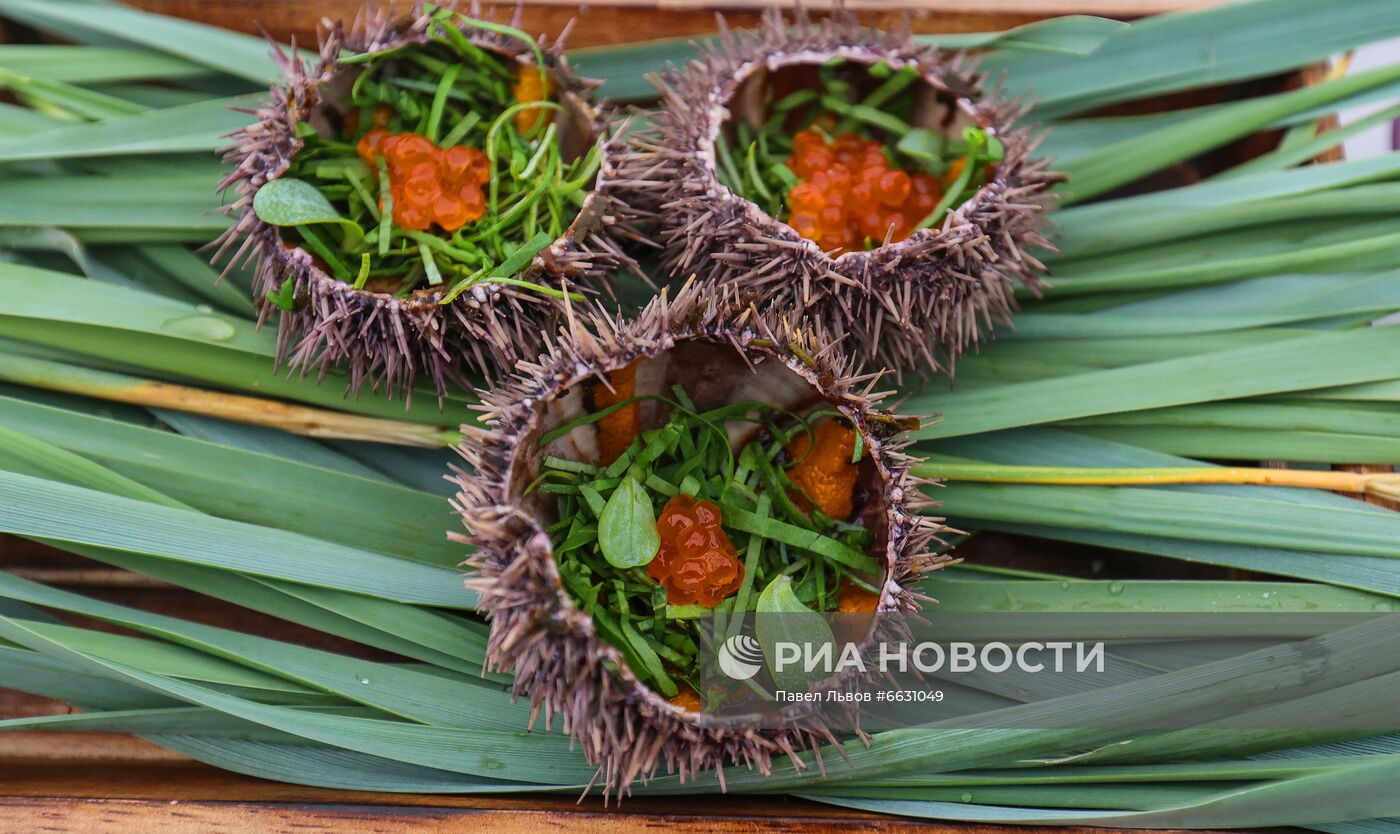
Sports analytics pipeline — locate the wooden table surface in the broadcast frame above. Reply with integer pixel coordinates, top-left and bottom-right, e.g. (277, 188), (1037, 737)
(126, 0), (1230, 50)
(0, 711), (1270, 833)
(0, 0), (1311, 831)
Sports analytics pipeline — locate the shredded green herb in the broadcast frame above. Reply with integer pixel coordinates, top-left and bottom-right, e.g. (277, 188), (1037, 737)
(536, 382), (879, 699)
(267, 8), (596, 304)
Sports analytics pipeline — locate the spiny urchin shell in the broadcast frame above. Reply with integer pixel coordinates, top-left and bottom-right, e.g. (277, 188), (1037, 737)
(450, 280), (949, 795)
(215, 2), (645, 400)
(622, 8), (1060, 377)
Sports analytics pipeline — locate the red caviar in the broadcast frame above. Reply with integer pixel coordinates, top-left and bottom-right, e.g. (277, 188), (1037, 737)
(592, 360), (641, 465)
(648, 494), (745, 607)
(513, 64), (551, 134)
(784, 420), (861, 520)
(784, 128), (945, 253)
(356, 130), (490, 233)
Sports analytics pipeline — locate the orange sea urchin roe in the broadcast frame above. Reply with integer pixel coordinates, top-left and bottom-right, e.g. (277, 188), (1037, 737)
(784, 420), (861, 520)
(837, 578), (879, 613)
(668, 688), (703, 712)
(513, 64), (552, 134)
(356, 130), (490, 233)
(784, 128), (944, 254)
(591, 360), (640, 465)
(648, 494), (745, 607)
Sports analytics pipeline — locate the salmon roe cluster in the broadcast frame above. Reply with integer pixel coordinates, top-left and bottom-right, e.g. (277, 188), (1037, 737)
(648, 495), (745, 607)
(784, 420), (861, 520)
(785, 129), (942, 253)
(356, 131), (491, 233)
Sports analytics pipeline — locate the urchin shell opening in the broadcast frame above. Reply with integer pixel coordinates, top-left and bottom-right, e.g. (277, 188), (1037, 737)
(289, 41), (605, 304)
(507, 336), (900, 715)
(712, 55), (991, 259)
(519, 339), (898, 568)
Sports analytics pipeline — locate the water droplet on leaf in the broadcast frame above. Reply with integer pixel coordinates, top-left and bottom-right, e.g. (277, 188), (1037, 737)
(161, 314), (237, 342)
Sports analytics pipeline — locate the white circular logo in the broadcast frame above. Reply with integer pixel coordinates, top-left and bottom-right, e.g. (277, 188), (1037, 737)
(717, 634), (764, 680)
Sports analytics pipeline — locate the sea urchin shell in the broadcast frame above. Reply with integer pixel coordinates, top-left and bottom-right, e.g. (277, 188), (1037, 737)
(216, 2), (642, 400)
(451, 280), (948, 794)
(624, 8), (1060, 377)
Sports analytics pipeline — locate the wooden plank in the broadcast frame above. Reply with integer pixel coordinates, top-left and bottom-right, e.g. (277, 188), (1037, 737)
(0, 760), (1058, 831)
(0, 796), (1010, 833)
(0, 734), (187, 765)
(118, 0), (1220, 50)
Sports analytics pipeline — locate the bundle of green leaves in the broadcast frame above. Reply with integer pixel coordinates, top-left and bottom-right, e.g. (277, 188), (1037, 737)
(533, 383), (880, 698)
(3, 0), (1400, 825)
(255, 8), (600, 307)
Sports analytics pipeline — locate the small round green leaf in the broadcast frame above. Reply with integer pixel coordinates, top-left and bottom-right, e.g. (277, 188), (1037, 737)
(253, 178), (363, 247)
(756, 575), (839, 693)
(598, 475), (659, 569)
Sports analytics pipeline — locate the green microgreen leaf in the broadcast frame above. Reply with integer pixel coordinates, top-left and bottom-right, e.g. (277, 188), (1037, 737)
(756, 574), (838, 693)
(352, 253), (372, 290)
(598, 475), (660, 569)
(253, 179), (364, 249)
(425, 62), (461, 143)
(918, 128), (985, 230)
(264, 275), (297, 312)
(894, 127), (946, 173)
(417, 242), (442, 286)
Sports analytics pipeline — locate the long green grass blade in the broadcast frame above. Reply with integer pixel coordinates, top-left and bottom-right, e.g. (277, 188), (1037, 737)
(0, 393), (461, 566)
(926, 578), (1398, 614)
(0, 0), (289, 84)
(1069, 426), (1400, 464)
(0, 95), (257, 160)
(0, 471), (470, 607)
(935, 484), (1400, 558)
(0, 264), (476, 424)
(1061, 64), (1400, 203)
(0, 575), (509, 729)
(999, 0), (1400, 119)
(0, 611), (592, 785)
(912, 328), (1400, 440)
(0, 174), (222, 231)
(0, 45), (215, 83)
